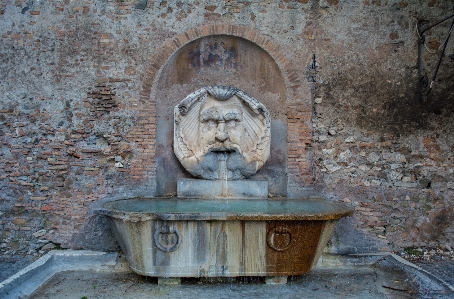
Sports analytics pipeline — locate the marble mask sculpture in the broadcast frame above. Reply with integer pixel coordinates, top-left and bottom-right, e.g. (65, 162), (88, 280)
(174, 86), (271, 180)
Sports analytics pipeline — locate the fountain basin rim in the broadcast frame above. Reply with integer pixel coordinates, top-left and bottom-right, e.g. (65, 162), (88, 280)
(94, 197), (354, 222)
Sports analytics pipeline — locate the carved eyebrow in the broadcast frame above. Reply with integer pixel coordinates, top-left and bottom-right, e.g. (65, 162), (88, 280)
(224, 110), (241, 121)
(200, 108), (220, 121)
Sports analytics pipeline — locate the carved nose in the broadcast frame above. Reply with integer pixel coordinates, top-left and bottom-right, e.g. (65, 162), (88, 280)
(215, 122), (228, 142)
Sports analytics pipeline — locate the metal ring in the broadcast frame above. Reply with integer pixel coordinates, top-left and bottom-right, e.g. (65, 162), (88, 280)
(267, 226), (292, 252)
(154, 225), (181, 252)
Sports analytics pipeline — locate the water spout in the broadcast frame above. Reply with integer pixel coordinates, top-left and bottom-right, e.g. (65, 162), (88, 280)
(218, 153), (228, 197)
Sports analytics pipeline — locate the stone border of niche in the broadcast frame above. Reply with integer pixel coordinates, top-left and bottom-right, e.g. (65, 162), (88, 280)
(126, 24), (312, 190)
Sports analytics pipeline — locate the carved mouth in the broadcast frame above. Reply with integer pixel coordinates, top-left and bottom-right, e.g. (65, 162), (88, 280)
(210, 148), (237, 155)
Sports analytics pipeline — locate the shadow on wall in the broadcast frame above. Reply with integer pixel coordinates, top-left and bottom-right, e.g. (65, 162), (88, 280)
(328, 217), (388, 254)
(70, 215), (119, 251)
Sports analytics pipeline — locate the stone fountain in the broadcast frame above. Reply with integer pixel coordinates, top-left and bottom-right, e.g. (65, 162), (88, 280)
(95, 86), (353, 282)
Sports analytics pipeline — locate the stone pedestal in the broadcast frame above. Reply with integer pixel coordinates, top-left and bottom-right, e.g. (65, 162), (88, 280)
(177, 178), (268, 199)
(265, 276), (288, 285)
(158, 278), (181, 285)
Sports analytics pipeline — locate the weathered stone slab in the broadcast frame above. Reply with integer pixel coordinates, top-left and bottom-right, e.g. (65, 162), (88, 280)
(98, 198), (354, 221)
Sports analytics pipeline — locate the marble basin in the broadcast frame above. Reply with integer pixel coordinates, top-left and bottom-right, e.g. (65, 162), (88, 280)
(95, 197), (353, 278)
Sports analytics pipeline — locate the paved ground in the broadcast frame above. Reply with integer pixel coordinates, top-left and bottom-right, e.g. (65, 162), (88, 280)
(23, 256), (454, 299)
(415, 257), (454, 288)
(1, 253), (453, 299)
(0, 255), (37, 283)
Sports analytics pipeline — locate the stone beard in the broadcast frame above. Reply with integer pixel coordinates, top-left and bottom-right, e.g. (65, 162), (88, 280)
(174, 86), (271, 180)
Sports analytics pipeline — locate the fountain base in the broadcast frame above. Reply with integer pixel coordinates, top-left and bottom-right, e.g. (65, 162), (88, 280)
(96, 197), (353, 278)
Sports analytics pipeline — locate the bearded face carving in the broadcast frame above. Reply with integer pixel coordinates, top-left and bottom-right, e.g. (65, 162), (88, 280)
(174, 86), (271, 180)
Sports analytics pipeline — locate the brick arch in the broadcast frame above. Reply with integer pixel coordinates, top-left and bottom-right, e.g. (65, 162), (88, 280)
(140, 24), (302, 101)
(127, 24), (312, 195)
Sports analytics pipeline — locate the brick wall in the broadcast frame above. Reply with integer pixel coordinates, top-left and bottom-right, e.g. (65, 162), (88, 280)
(1, 0), (453, 256)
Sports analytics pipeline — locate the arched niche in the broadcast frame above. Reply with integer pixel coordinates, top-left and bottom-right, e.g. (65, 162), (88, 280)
(154, 35), (288, 196)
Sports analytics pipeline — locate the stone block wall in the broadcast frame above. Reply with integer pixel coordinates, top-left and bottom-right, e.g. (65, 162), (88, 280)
(0, 0), (453, 256)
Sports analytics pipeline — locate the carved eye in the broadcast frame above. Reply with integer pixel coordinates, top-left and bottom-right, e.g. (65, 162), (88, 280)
(226, 119), (237, 127)
(207, 119), (217, 128)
